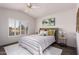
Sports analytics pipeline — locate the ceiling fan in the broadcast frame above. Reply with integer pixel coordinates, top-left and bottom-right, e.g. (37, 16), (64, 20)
(24, 3), (39, 12)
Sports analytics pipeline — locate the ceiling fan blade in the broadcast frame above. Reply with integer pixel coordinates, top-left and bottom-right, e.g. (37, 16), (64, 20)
(24, 7), (32, 12)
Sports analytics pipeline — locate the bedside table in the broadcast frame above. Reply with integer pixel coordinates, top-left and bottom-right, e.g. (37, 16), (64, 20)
(58, 35), (67, 46)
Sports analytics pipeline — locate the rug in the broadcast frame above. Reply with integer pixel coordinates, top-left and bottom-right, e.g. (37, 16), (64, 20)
(4, 44), (62, 55)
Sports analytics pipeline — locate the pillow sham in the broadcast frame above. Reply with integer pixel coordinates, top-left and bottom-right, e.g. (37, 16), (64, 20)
(48, 30), (55, 36)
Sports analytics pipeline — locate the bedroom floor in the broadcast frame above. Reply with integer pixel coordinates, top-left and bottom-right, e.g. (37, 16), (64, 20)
(52, 43), (77, 55)
(0, 43), (77, 55)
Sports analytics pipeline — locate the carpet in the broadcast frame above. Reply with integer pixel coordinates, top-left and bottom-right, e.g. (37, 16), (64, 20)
(4, 44), (62, 55)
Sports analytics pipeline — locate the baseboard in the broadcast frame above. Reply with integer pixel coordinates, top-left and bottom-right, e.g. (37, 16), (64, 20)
(0, 42), (18, 48)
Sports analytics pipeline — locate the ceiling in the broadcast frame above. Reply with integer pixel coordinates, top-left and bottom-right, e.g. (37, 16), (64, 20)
(0, 3), (77, 19)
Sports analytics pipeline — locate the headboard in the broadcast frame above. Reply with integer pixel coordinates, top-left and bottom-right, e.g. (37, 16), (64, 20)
(39, 28), (58, 43)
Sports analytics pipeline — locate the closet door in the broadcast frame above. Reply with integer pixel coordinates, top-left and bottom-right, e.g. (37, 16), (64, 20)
(77, 8), (79, 32)
(77, 8), (79, 55)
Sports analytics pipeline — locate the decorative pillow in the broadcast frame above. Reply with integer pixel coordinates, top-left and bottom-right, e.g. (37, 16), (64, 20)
(48, 30), (55, 36)
(43, 31), (48, 36)
(39, 30), (48, 36)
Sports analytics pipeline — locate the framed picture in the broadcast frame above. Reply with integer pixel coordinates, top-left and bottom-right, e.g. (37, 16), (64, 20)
(42, 18), (55, 26)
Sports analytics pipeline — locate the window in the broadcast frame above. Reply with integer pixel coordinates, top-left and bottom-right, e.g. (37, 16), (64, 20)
(21, 22), (25, 35)
(9, 18), (28, 36)
(15, 20), (20, 35)
(9, 19), (15, 36)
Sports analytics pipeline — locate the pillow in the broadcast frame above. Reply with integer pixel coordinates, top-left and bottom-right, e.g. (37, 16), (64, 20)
(39, 30), (48, 36)
(43, 31), (48, 36)
(39, 30), (44, 36)
(48, 30), (55, 36)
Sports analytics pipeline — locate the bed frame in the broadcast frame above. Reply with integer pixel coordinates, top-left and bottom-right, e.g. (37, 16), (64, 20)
(39, 28), (59, 43)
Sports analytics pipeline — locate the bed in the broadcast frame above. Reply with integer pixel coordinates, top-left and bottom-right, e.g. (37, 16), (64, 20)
(19, 28), (58, 55)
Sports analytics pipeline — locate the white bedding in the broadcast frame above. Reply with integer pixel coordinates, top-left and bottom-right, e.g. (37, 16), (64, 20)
(19, 35), (55, 55)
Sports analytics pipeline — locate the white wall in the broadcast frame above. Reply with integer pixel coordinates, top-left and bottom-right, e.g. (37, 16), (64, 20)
(35, 8), (77, 47)
(0, 8), (36, 46)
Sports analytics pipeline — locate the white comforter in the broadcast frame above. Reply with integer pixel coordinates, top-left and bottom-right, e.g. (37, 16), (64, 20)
(19, 35), (55, 55)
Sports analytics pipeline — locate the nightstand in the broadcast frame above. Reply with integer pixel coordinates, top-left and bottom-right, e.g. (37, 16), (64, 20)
(58, 35), (67, 47)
